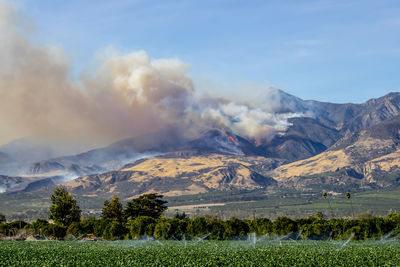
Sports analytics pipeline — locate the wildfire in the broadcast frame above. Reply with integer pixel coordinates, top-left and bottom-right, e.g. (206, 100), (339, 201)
(254, 140), (262, 146)
(228, 136), (238, 145)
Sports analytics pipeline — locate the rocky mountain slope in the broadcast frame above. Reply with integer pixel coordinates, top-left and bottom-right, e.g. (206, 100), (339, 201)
(2, 91), (400, 197)
(272, 116), (400, 188)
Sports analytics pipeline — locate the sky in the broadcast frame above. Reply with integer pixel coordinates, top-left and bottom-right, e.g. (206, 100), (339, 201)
(11, 0), (400, 103)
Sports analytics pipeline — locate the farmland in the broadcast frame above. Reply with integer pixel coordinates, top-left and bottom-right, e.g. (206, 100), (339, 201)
(1, 240), (399, 266)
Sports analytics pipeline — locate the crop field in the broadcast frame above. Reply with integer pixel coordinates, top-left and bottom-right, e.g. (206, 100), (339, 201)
(1, 240), (400, 266)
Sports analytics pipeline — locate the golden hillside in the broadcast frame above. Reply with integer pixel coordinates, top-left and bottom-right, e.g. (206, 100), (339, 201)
(272, 127), (400, 184)
(64, 154), (279, 198)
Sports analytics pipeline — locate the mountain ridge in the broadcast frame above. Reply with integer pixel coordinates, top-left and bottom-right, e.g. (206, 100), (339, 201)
(2, 90), (400, 197)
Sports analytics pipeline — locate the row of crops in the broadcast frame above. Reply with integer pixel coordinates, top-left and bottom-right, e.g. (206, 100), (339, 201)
(1, 240), (399, 266)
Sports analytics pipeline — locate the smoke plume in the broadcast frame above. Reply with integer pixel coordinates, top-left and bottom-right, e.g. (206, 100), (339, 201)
(0, 1), (300, 149)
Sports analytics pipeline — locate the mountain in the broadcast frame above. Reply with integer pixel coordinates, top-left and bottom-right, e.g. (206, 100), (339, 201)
(15, 92), (400, 176)
(0, 173), (67, 193)
(0, 175), (24, 193)
(257, 91), (400, 162)
(259, 117), (341, 161)
(28, 129), (268, 177)
(0, 137), (87, 176)
(275, 90), (400, 133)
(4, 90), (400, 197)
(63, 154), (280, 198)
(26, 131), (177, 176)
(272, 115), (400, 188)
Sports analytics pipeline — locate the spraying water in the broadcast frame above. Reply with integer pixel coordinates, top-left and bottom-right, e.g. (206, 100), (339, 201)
(195, 233), (212, 244)
(339, 233), (355, 251)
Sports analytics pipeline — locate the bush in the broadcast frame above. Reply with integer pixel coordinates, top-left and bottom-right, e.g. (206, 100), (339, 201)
(80, 217), (97, 235)
(42, 224), (67, 239)
(253, 218), (273, 235)
(223, 217), (250, 239)
(187, 217), (209, 237)
(128, 216), (156, 238)
(66, 221), (81, 236)
(30, 219), (49, 235)
(154, 220), (173, 240)
(273, 217), (298, 236)
(102, 219), (127, 240)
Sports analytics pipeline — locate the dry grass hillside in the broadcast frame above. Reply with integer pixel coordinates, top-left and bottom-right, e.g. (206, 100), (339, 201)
(64, 154), (280, 199)
(272, 119), (400, 186)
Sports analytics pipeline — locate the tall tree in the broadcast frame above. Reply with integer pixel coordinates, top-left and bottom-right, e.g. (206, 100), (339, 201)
(124, 193), (167, 220)
(49, 187), (81, 227)
(102, 195), (125, 223)
(346, 192), (355, 218)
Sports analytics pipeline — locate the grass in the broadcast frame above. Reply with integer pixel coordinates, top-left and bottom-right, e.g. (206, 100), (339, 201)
(2, 186), (400, 221)
(1, 240), (399, 266)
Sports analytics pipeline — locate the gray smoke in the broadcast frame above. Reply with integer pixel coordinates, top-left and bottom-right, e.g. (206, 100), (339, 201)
(0, 1), (301, 149)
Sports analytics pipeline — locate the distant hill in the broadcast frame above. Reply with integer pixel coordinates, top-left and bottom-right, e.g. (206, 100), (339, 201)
(63, 154), (280, 198)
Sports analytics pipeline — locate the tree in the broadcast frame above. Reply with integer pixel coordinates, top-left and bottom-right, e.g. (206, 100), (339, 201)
(346, 192), (355, 218)
(49, 187), (81, 227)
(223, 217), (250, 239)
(102, 195), (125, 223)
(128, 216), (156, 238)
(30, 218), (49, 235)
(124, 193), (167, 220)
(322, 191), (333, 218)
(273, 217), (298, 236)
(253, 218), (273, 235)
(174, 212), (188, 220)
(0, 212), (5, 223)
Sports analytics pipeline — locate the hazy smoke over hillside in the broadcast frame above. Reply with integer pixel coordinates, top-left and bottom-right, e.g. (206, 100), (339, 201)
(0, 1), (299, 148)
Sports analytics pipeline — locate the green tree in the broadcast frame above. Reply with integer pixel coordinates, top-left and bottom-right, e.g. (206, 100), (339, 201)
(49, 187), (81, 227)
(102, 219), (127, 240)
(79, 217), (97, 235)
(253, 218), (273, 235)
(174, 212), (188, 220)
(102, 195), (125, 223)
(30, 218), (49, 235)
(0, 212), (5, 223)
(128, 216), (156, 238)
(124, 193), (168, 220)
(154, 219), (174, 240)
(223, 217), (250, 239)
(42, 224), (67, 239)
(66, 221), (82, 236)
(273, 217), (298, 235)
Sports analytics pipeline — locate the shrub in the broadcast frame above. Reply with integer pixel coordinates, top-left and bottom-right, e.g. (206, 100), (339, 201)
(128, 216), (156, 238)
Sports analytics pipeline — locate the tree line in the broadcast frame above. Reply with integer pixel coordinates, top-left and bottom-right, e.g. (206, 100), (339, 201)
(1, 187), (400, 240)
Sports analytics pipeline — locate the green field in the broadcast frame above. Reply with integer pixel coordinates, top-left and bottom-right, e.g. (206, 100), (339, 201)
(1, 240), (400, 266)
(2, 185), (400, 221)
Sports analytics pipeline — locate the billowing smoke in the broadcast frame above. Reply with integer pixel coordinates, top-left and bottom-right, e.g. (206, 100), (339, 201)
(0, 1), (300, 149)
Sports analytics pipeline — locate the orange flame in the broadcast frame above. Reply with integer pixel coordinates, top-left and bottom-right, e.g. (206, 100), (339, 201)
(228, 136), (238, 145)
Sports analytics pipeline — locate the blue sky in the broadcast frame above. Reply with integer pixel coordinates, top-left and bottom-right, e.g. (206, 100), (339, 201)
(17, 0), (400, 103)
